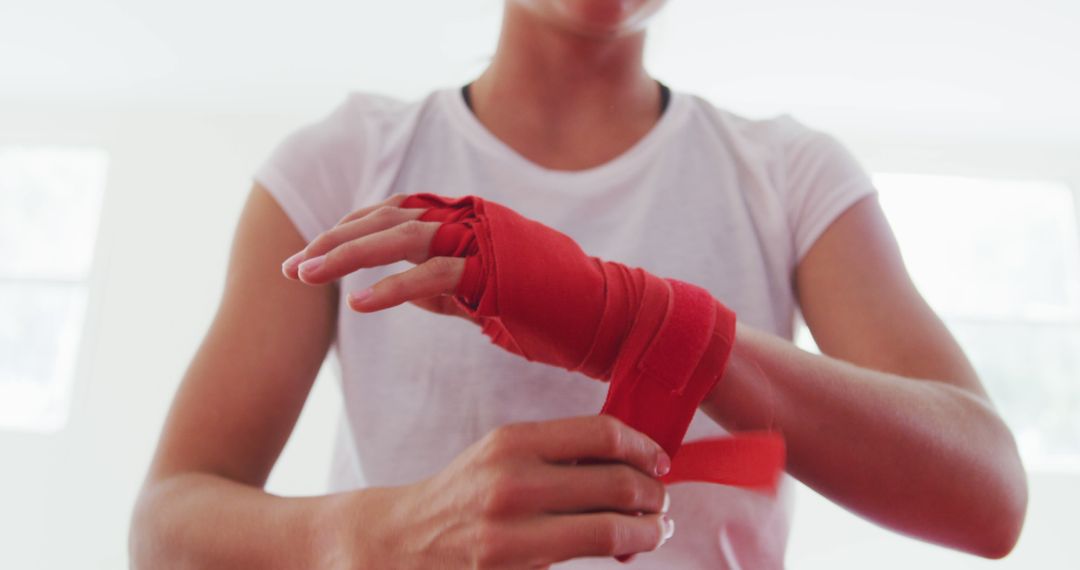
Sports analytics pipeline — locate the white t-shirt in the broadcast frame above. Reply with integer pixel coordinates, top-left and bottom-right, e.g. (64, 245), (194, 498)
(255, 87), (876, 569)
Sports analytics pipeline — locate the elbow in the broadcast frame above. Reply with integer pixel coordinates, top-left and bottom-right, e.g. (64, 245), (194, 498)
(945, 387), (1029, 559)
(128, 482), (159, 570)
(129, 476), (179, 570)
(932, 468), (1026, 560)
(974, 462), (1028, 559)
(967, 421), (1029, 559)
(972, 504), (1025, 559)
(971, 489), (1026, 559)
(930, 394), (1029, 560)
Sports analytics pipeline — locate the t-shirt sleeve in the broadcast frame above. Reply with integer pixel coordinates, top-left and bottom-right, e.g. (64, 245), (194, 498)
(254, 97), (370, 243)
(777, 117), (878, 263)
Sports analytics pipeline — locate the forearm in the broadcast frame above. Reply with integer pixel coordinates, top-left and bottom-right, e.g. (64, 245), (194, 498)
(130, 472), (355, 569)
(703, 322), (1027, 558)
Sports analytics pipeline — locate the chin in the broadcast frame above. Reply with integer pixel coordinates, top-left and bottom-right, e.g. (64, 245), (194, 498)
(526, 0), (667, 38)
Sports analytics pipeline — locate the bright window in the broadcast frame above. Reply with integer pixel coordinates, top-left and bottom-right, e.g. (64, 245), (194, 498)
(0, 147), (107, 433)
(800, 173), (1080, 469)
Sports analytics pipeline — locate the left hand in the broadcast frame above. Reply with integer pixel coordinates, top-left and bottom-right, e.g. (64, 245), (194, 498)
(280, 193), (470, 318)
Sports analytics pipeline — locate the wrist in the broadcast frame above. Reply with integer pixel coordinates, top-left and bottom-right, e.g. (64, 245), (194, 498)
(310, 492), (353, 570)
(702, 323), (783, 431)
(313, 486), (406, 570)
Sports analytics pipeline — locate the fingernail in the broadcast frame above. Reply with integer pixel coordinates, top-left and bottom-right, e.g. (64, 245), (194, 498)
(658, 515), (675, 548)
(661, 491), (670, 514)
(349, 288), (374, 307)
(298, 255), (325, 276)
(655, 453), (671, 477)
(282, 251), (305, 274)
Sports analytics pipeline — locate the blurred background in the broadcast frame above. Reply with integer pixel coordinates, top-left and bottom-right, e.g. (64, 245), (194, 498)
(1, 0), (1077, 567)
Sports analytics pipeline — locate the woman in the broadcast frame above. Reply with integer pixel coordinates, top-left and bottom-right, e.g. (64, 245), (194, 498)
(130, 1), (1027, 568)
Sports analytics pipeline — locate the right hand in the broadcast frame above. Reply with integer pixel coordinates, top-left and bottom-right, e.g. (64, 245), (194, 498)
(328, 415), (675, 569)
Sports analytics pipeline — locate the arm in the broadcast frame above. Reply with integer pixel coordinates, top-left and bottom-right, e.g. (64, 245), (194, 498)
(130, 184), (343, 568)
(132, 187), (670, 569)
(701, 195), (1028, 558)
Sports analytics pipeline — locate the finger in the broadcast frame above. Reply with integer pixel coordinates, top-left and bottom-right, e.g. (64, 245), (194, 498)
(347, 256), (464, 312)
(283, 204), (425, 279)
(297, 220), (440, 285)
(337, 193), (409, 225)
(524, 512), (672, 563)
(408, 295), (477, 322)
(521, 416), (671, 478)
(533, 463), (669, 516)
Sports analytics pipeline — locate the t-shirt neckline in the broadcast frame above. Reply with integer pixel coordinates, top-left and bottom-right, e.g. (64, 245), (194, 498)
(439, 85), (690, 186)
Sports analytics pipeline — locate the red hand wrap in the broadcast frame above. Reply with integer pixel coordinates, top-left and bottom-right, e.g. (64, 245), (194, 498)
(403, 193), (785, 491)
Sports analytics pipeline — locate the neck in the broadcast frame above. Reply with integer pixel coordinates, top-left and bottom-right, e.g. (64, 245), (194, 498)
(465, 4), (663, 170)
(471, 4), (658, 125)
